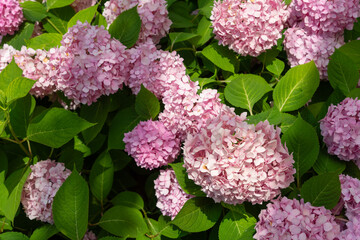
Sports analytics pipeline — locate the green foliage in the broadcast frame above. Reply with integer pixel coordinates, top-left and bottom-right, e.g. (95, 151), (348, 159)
(135, 85), (160, 120)
(29, 225), (59, 240)
(46, 0), (75, 10)
(202, 43), (238, 73)
(218, 210), (256, 240)
(26, 33), (62, 50)
(20, 1), (47, 22)
(53, 169), (89, 240)
(67, 4), (98, 28)
(170, 162), (205, 196)
(111, 191), (144, 210)
(109, 6), (141, 48)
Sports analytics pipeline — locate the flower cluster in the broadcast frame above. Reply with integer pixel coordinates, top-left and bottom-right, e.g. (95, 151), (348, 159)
(21, 160), (71, 224)
(339, 174), (360, 221)
(183, 110), (295, 205)
(123, 120), (181, 170)
(103, 0), (172, 44)
(210, 0), (289, 56)
(254, 197), (341, 240)
(154, 169), (193, 219)
(83, 231), (97, 240)
(57, 21), (130, 106)
(70, 0), (97, 12)
(0, 0), (23, 36)
(320, 98), (360, 162)
(283, 28), (344, 78)
(339, 216), (360, 240)
(284, 0), (360, 79)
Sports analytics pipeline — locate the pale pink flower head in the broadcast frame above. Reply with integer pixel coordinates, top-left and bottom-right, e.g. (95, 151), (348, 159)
(338, 215), (360, 240)
(123, 120), (181, 170)
(82, 230), (97, 240)
(0, 44), (17, 71)
(57, 21), (130, 106)
(71, 0), (97, 12)
(254, 197), (341, 240)
(183, 111), (295, 205)
(103, 0), (172, 44)
(288, 0), (360, 34)
(283, 27), (344, 79)
(0, 0), (23, 36)
(154, 169), (193, 219)
(210, 0), (289, 57)
(320, 98), (360, 161)
(339, 174), (360, 221)
(21, 160), (71, 224)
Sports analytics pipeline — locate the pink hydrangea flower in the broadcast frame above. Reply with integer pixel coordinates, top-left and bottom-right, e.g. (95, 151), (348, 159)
(283, 27), (344, 79)
(254, 197), (341, 240)
(183, 111), (295, 205)
(338, 215), (360, 240)
(320, 98), (360, 161)
(103, 0), (172, 44)
(288, 0), (360, 34)
(0, 44), (17, 71)
(0, 0), (23, 36)
(57, 21), (130, 106)
(126, 39), (188, 98)
(154, 169), (193, 219)
(21, 160), (71, 224)
(339, 174), (360, 221)
(83, 231), (97, 240)
(210, 0), (289, 57)
(123, 120), (181, 170)
(71, 0), (97, 12)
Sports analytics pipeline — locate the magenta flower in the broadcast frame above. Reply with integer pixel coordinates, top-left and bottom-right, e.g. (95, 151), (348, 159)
(21, 160), (71, 224)
(0, 0), (23, 36)
(210, 0), (289, 57)
(254, 197), (341, 240)
(183, 111), (295, 205)
(154, 169), (193, 219)
(124, 120), (181, 170)
(320, 98), (360, 161)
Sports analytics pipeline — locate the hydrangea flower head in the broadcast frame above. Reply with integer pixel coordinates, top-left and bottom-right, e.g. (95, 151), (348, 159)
(123, 120), (181, 170)
(289, 0), (360, 34)
(183, 111), (295, 205)
(58, 21), (130, 105)
(0, 0), (23, 36)
(320, 98), (360, 161)
(254, 197), (341, 240)
(83, 231), (97, 240)
(284, 27), (344, 79)
(21, 160), (71, 224)
(338, 215), (360, 240)
(339, 174), (360, 221)
(154, 169), (193, 219)
(103, 0), (172, 44)
(210, 0), (289, 56)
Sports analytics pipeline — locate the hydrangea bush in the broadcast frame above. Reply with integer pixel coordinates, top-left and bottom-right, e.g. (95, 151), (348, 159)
(0, 0), (360, 239)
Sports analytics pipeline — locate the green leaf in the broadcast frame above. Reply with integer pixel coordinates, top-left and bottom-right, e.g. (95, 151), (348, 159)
(108, 106), (142, 150)
(0, 184), (9, 214)
(169, 162), (205, 197)
(202, 43), (238, 73)
(80, 98), (109, 144)
(46, 0), (75, 10)
(94, 12), (107, 28)
(313, 149), (346, 175)
(0, 216), (12, 231)
(0, 150), (8, 184)
(9, 94), (36, 138)
(68, 4), (98, 28)
(218, 211), (256, 240)
(337, 40), (360, 69)
(1, 22), (34, 50)
(20, 1), (47, 22)
(42, 7), (75, 34)
(26, 33), (62, 50)
(30, 225), (59, 240)
(99, 206), (147, 238)
(282, 117), (319, 180)
(135, 85), (160, 120)
(58, 148), (84, 172)
(224, 74), (272, 114)
(193, 77), (216, 89)
(111, 191), (144, 210)
(6, 77), (35, 104)
(168, 2), (194, 29)
(196, 17), (213, 47)
(172, 197), (222, 232)
(169, 32), (199, 45)
(258, 48), (280, 66)
(27, 108), (95, 148)
(158, 215), (182, 239)
(0, 232), (29, 240)
(0, 59), (23, 92)
(198, 0), (213, 18)
(300, 173), (341, 209)
(328, 51), (359, 96)
(89, 151), (114, 203)
(273, 61), (320, 112)
(98, 238), (125, 240)
(108, 6), (141, 48)
(266, 58), (285, 77)
(3, 167), (31, 222)
(53, 169), (89, 240)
